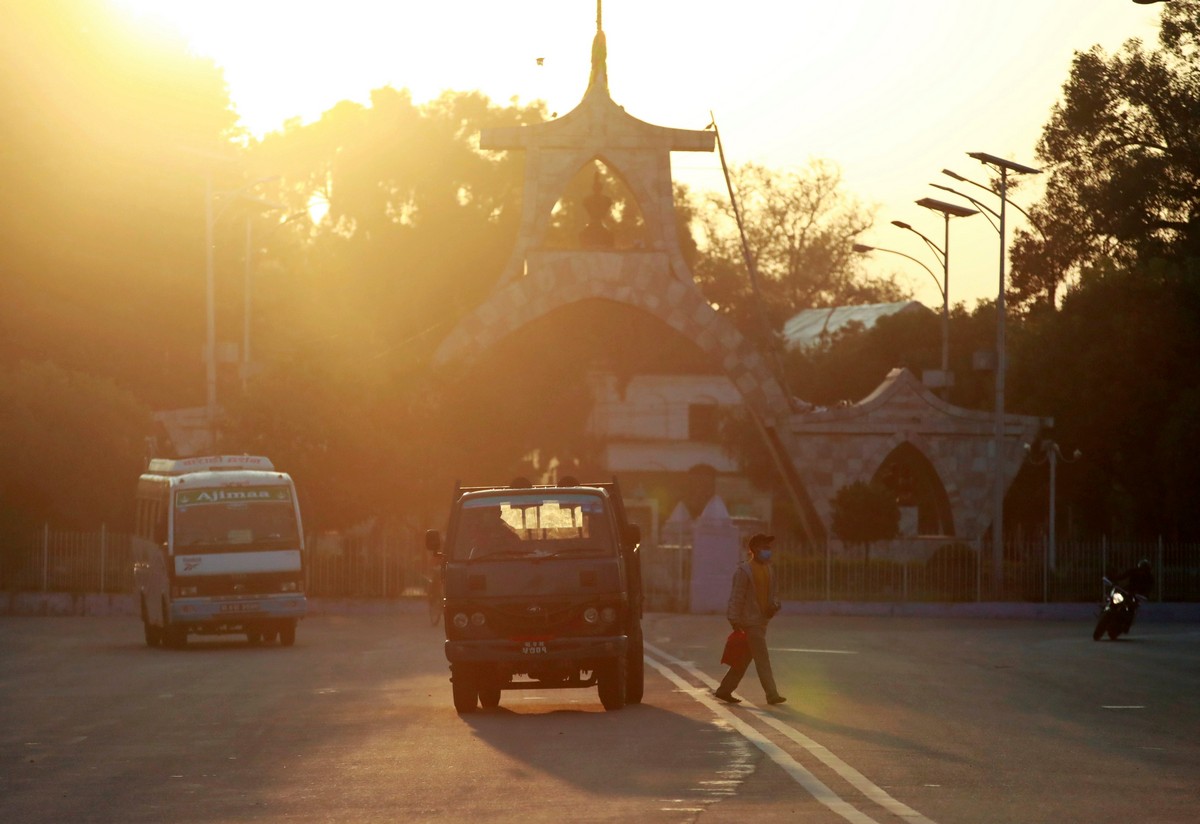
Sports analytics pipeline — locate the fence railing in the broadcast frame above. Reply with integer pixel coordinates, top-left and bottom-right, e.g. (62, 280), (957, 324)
(642, 538), (1200, 608)
(3, 527), (1197, 606)
(0, 527), (433, 600)
(770, 540), (1194, 604)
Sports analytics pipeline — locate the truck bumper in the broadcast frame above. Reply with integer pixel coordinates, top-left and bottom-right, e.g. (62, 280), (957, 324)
(446, 634), (626, 664)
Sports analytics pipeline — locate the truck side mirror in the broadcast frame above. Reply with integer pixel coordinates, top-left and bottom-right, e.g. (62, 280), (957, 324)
(425, 529), (442, 554)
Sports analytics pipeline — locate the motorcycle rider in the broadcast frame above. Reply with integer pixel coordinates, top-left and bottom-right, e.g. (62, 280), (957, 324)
(1112, 558), (1154, 600)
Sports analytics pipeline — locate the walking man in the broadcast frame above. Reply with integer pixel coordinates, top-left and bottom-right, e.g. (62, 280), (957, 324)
(714, 533), (786, 705)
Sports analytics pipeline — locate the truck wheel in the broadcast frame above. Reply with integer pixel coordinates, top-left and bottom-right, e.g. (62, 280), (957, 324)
(451, 666), (479, 714)
(479, 686), (501, 709)
(598, 656), (627, 711)
(162, 600), (186, 648)
(141, 598), (161, 647)
(625, 628), (644, 705)
(279, 621), (296, 647)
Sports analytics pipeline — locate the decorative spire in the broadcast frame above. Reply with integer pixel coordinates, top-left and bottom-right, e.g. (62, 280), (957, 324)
(587, 0), (608, 95)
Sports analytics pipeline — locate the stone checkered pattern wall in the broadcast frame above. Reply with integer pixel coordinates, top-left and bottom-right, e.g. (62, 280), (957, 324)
(788, 369), (1047, 541)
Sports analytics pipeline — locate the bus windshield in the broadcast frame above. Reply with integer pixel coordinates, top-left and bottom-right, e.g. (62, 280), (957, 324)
(451, 493), (614, 561)
(173, 486), (299, 551)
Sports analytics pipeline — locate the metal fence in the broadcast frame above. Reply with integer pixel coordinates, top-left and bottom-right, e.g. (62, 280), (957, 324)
(0, 526), (433, 600)
(2, 526), (1197, 606)
(771, 540), (1200, 604)
(642, 538), (1200, 609)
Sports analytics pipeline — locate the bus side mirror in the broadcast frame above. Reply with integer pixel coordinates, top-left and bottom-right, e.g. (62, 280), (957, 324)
(425, 529), (442, 554)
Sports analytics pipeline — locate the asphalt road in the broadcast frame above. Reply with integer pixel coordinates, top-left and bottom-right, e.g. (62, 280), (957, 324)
(1, 612), (1197, 823)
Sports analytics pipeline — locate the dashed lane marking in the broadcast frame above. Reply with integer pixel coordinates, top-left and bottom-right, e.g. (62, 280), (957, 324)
(642, 652), (881, 824)
(645, 642), (938, 824)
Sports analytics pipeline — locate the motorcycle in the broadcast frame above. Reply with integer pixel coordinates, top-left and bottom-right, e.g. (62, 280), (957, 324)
(1092, 577), (1141, 641)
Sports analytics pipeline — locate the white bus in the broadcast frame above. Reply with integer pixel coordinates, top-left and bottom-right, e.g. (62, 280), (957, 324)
(132, 455), (307, 647)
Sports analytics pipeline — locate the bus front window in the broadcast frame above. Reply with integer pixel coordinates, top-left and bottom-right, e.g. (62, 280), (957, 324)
(174, 488), (299, 551)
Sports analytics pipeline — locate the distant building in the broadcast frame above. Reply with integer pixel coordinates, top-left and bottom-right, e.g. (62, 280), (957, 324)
(783, 301), (930, 350)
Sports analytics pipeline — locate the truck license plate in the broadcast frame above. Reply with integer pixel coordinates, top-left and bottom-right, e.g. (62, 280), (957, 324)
(220, 602), (258, 613)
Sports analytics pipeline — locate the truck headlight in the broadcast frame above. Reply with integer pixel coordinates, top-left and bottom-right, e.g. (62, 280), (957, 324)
(280, 581), (300, 592)
(601, 606), (617, 624)
(453, 613), (469, 629)
(173, 585), (198, 597)
(583, 607), (599, 624)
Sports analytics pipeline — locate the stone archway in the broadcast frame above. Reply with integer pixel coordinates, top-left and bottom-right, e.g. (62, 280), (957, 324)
(872, 441), (955, 537)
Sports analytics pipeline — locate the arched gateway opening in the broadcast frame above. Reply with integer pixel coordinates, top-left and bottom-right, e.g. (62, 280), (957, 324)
(436, 298), (724, 489)
(873, 442), (955, 537)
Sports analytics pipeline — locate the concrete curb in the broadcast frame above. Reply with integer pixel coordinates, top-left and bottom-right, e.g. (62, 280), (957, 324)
(777, 600), (1200, 623)
(0, 593), (426, 618)
(2, 592), (1198, 623)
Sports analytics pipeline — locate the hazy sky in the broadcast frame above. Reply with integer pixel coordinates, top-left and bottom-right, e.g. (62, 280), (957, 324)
(117, 0), (1166, 309)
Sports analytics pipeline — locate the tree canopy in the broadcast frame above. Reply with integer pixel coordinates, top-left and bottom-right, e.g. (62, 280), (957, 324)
(1010, 0), (1200, 309)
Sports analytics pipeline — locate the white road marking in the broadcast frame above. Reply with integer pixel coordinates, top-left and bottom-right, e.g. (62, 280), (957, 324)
(645, 642), (938, 824)
(775, 647), (859, 655)
(643, 652), (880, 824)
(1102, 705), (1145, 709)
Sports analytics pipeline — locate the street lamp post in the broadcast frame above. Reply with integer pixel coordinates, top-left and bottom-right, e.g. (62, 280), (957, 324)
(239, 200), (295, 393)
(967, 152), (1040, 591)
(853, 238), (953, 392)
(203, 175), (279, 449)
(204, 170), (218, 451)
(1024, 440), (1082, 574)
(891, 198), (977, 387)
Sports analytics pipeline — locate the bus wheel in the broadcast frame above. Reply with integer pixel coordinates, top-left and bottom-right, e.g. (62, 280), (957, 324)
(279, 621), (296, 647)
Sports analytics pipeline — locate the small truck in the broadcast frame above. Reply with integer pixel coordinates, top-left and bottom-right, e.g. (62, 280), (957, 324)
(426, 479), (644, 712)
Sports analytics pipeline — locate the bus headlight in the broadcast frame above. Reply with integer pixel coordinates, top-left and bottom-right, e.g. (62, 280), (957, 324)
(583, 607), (599, 624)
(279, 581), (300, 592)
(600, 606), (617, 624)
(453, 613), (469, 629)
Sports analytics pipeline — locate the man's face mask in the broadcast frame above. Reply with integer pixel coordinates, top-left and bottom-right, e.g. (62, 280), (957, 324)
(755, 549), (772, 561)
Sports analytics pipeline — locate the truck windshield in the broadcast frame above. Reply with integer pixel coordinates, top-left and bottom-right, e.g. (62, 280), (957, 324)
(452, 493), (614, 561)
(173, 486), (299, 551)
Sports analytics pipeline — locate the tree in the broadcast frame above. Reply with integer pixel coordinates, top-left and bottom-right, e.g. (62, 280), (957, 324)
(691, 160), (905, 349)
(0, 0), (241, 407)
(1007, 259), (1200, 539)
(1011, 0), (1200, 310)
(0, 361), (150, 532)
(829, 481), (900, 565)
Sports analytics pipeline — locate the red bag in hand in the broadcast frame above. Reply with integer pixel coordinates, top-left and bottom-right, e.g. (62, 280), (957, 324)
(721, 629), (751, 668)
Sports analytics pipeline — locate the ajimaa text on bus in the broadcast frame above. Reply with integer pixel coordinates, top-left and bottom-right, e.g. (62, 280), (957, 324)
(132, 455), (307, 648)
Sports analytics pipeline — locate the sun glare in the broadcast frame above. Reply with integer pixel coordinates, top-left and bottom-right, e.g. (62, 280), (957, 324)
(111, 1), (594, 136)
(108, 0), (1168, 308)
